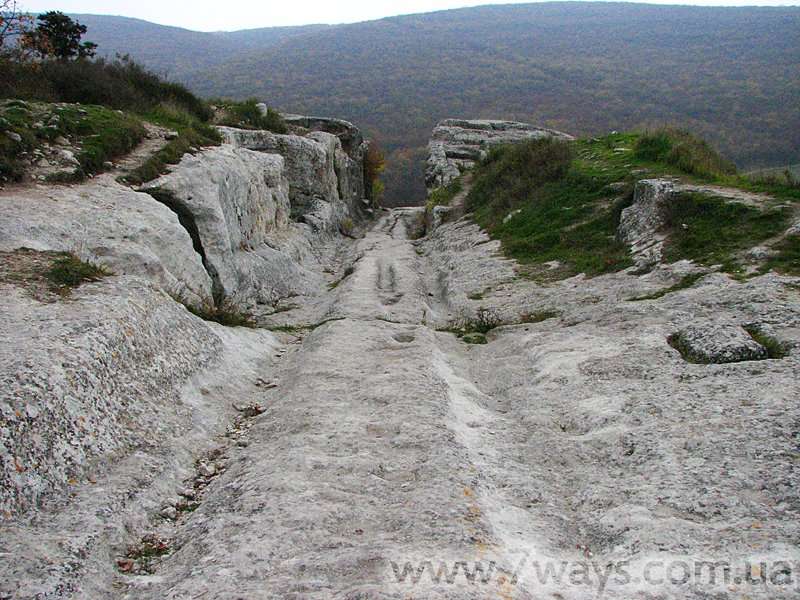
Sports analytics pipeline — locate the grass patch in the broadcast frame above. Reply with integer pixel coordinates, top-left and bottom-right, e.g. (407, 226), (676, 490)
(53, 104), (146, 180)
(466, 129), (799, 280)
(427, 176), (463, 211)
(468, 137), (634, 277)
(124, 103), (221, 185)
(743, 325), (790, 359)
(628, 272), (707, 301)
(184, 300), (256, 328)
(1, 56), (220, 185)
(213, 98), (287, 133)
(661, 192), (790, 272)
(762, 235), (800, 276)
(634, 128), (737, 179)
(45, 253), (110, 289)
(666, 332), (706, 364)
(0, 100), (146, 182)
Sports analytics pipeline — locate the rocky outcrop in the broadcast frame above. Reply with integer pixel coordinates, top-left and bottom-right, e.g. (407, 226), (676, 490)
(219, 127), (359, 228)
(222, 119), (369, 219)
(617, 178), (784, 270)
(0, 114), (375, 519)
(0, 176), (214, 307)
(142, 145), (300, 307)
(668, 322), (770, 363)
(0, 275), (220, 515)
(425, 119), (573, 191)
(616, 179), (676, 268)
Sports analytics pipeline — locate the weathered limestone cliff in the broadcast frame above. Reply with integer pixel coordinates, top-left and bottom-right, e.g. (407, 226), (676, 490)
(0, 114), (372, 523)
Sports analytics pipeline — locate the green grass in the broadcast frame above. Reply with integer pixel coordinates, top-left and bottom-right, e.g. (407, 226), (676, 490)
(1, 56), (220, 185)
(0, 100), (146, 182)
(667, 332), (708, 364)
(634, 128), (737, 179)
(124, 103), (221, 186)
(56, 104), (146, 180)
(628, 273), (707, 301)
(45, 253), (110, 289)
(461, 130), (800, 279)
(426, 176), (463, 211)
(743, 325), (790, 359)
(185, 300), (256, 328)
(762, 235), (800, 276)
(467, 138), (633, 277)
(661, 192), (790, 272)
(213, 98), (287, 133)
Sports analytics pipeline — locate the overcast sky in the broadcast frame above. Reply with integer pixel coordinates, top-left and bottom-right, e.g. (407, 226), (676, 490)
(21, 0), (800, 31)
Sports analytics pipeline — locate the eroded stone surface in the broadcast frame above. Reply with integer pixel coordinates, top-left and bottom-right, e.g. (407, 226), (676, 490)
(669, 322), (769, 363)
(0, 175), (214, 307)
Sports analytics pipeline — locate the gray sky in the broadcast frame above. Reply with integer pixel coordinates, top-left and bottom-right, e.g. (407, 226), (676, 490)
(21, 0), (800, 31)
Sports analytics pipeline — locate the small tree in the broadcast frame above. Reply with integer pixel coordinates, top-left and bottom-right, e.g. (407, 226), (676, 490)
(364, 141), (386, 206)
(23, 11), (97, 60)
(0, 1), (33, 50)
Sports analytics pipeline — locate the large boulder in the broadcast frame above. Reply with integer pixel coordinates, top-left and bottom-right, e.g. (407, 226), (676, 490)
(218, 128), (338, 220)
(219, 126), (366, 227)
(617, 179), (676, 268)
(0, 177), (213, 307)
(142, 145), (305, 308)
(425, 119), (573, 191)
(668, 322), (769, 364)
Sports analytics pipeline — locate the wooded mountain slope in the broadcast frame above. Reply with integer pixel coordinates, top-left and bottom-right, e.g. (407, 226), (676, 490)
(78, 3), (800, 205)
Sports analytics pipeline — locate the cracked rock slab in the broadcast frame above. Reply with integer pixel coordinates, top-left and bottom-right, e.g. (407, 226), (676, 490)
(668, 322), (769, 364)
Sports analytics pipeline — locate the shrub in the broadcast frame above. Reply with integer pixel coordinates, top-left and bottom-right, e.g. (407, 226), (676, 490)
(449, 307), (502, 335)
(0, 55), (212, 122)
(364, 142), (386, 205)
(634, 128), (737, 179)
(214, 98), (287, 133)
(466, 138), (572, 217)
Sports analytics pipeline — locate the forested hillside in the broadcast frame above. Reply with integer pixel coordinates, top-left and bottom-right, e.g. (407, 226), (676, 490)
(78, 3), (800, 205)
(74, 15), (329, 78)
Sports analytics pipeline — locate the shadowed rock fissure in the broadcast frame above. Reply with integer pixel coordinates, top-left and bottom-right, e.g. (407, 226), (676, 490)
(145, 188), (225, 305)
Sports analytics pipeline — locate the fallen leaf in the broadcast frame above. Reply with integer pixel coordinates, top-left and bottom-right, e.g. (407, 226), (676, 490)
(117, 559), (134, 573)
